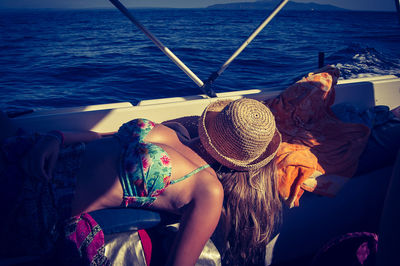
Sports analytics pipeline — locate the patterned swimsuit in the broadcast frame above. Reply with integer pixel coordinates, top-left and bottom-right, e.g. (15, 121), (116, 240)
(114, 118), (210, 207)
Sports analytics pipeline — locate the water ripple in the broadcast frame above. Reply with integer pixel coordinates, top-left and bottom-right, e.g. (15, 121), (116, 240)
(0, 9), (399, 111)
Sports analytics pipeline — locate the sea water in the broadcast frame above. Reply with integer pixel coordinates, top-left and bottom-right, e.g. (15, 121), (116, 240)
(0, 9), (399, 112)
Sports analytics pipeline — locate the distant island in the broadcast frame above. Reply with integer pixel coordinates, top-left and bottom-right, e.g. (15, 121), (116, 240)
(207, 0), (347, 11)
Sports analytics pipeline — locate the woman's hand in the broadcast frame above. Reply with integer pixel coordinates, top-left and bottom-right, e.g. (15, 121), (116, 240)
(21, 134), (61, 181)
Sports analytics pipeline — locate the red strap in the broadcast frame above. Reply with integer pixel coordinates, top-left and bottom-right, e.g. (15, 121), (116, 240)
(138, 229), (152, 266)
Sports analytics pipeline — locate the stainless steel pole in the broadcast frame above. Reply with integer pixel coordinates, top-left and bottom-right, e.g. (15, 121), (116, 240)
(109, 0), (205, 88)
(204, 0), (289, 86)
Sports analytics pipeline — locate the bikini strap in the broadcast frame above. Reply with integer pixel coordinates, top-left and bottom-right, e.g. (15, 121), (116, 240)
(170, 164), (210, 185)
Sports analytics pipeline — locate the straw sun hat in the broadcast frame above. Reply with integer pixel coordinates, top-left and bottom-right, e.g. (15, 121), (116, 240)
(198, 98), (281, 171)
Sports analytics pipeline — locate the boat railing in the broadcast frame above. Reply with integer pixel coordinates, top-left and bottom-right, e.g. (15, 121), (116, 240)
(108, 0), (289, 97)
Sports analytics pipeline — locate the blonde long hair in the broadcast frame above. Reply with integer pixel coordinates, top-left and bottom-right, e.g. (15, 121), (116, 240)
(216, 161), (282, 265)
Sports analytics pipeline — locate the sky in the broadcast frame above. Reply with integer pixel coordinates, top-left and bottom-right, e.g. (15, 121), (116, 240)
(0, 0), (397, 12)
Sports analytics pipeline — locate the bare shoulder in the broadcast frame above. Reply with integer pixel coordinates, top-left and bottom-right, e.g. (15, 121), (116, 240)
(193, 169), (224, 203)
(147, 124), (209, 167)
(145, 123), (181, 144)
(146, 122), (223, 201)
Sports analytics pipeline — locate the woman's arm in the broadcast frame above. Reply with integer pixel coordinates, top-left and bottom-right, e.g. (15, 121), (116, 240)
(1, 110), (101, 180)
(20, 130), (101, 180)
(167, 177), (223, 266)
(145, 123), (223, 264)
(62, 130), (101, 145)
(1, 110), (101, 144)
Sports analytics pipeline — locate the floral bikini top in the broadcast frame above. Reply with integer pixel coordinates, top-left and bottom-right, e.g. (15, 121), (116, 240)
(114, 118), (210, 207)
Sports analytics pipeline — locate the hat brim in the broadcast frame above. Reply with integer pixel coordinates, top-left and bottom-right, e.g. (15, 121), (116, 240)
(198, 99), (281, 171)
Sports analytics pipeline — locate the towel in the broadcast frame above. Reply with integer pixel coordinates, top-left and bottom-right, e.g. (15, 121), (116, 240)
(265, 66), (370, 207)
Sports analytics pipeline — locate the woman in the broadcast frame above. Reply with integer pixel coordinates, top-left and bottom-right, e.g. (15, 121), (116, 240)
(0, 98), (282, 265)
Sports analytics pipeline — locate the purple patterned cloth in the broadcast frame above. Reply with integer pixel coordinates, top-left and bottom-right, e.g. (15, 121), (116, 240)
(54, 213), (110, 266)
(1, 131), (109, 265)
(0, 130), (58, 257)
(311, 232), (378, 266)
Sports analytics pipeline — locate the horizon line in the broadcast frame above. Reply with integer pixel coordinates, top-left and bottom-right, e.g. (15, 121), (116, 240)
(0, 6), (396, 12)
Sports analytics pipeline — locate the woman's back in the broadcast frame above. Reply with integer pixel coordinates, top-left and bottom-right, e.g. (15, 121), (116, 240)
(71, 121), (219, 216)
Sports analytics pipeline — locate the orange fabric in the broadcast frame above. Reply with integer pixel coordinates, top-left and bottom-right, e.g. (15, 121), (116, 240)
(265, 66), (370, 207)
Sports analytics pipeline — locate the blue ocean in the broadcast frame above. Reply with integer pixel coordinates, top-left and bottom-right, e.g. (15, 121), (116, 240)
(0, 9), (399, 113)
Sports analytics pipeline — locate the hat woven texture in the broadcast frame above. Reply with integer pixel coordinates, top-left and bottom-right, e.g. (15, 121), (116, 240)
(198, 98), (281, 171)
